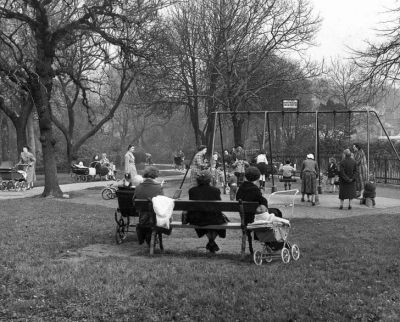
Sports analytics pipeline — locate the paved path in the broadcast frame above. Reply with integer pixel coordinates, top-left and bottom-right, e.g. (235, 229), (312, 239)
(2, 169), (400, 219)
(0, 172), (185, 200)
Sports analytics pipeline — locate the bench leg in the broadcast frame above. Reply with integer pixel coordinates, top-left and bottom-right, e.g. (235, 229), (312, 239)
(247, 231), (254, 254)
(241, 229), (247, 258)
(149, 230), (157, 255)
(158, 232), (164, 251)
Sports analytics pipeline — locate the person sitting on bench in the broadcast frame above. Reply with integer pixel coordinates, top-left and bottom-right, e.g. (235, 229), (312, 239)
(279, 160), (296, 190)
(135, 166), (164, 245)
(186, 170), (229, 253)
(236, 166), (269, 225)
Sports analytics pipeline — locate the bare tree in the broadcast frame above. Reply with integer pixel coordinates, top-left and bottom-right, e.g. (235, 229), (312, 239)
(0, 0), (168, 197)
(167, 0), (321, 148)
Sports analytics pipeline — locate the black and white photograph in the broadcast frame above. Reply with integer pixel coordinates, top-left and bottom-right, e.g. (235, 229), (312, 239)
(1, 0), (400, 320)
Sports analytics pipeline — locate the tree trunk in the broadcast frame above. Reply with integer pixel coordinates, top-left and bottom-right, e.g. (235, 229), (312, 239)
(26, 113), (36, 154)
(37, 106), (63, 197)
(0, 117), (10, 161)
(231, 114), (244, 147)
(32, 31), (63, 197)
(15, 123), (28, 159)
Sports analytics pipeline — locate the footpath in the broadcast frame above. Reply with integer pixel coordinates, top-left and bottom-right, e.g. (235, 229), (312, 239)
(1, 167), (400, 220)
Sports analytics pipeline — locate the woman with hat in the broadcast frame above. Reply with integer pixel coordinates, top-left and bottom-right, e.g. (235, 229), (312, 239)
(300, 153), (319, 205)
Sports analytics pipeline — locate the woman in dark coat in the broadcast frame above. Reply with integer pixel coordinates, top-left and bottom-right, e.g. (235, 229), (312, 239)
(338, 149), (358, 210)
(187, 170), (229, 253)
(236, 166), (269, 225)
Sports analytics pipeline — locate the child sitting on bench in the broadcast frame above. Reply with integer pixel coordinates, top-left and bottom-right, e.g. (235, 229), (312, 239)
(279, 160), (296, 190)
(360, 175), (376, 207)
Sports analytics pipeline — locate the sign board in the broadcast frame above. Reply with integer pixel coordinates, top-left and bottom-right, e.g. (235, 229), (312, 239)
(282, 99), (299, 110)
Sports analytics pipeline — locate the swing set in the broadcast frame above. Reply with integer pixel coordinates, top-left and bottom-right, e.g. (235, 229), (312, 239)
(210, 109), (400, 193)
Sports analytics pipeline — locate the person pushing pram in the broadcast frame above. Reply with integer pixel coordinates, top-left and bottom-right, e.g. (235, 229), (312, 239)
(99, 153), (117, 180)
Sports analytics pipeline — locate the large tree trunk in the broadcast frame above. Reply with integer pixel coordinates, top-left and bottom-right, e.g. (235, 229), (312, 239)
(32, 30), (63, 197)
(36, 99), (62, 197)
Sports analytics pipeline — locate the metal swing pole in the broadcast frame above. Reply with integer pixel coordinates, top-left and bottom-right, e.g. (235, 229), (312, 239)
(262, 111), (267, 150)
(210, 112), (218, 166)
(218, 113), (228, 193)
(316, 111), (322, 195)
(366, 107), (370, 175)
(267, 112), (276, 193)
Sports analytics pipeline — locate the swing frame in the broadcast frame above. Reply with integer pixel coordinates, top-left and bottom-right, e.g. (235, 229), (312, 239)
(211, 109), (400, 193)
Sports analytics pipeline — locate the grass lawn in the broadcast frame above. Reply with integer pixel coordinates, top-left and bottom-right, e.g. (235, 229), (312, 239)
(0, 191), (400, 321)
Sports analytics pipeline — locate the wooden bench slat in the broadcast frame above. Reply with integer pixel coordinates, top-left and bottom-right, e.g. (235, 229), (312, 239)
(134, 199), (259, 213)
(170, 222), (242, 229)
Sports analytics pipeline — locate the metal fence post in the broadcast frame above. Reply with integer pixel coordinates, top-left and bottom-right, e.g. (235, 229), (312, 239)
(385, 158), (388, 184)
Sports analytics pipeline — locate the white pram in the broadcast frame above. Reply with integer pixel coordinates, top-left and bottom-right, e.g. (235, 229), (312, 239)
(247, 212), (300, 265)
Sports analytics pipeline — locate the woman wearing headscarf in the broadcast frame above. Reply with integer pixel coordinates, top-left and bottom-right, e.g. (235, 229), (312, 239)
(135, 166), (164, 245)
(124, 144), (137, 184)
(187, 170), (229, 253)
(300, 153), (319, 205)
(189, 145), (208, 188)
(352, 143), (368, 198)
(339, 149), (358, 209)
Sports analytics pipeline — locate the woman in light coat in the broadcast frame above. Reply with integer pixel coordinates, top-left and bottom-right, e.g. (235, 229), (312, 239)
(124, 144), (137, 183)
(300, 153), (319, 205)
(19, 146), (36, 189)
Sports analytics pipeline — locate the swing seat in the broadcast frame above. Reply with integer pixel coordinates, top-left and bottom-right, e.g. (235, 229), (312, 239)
(279, 176), (297, 183)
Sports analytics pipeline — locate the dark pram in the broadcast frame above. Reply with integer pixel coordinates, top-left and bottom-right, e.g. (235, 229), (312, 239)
(0, 163), (28, 191)
(71, 164), (94, 181)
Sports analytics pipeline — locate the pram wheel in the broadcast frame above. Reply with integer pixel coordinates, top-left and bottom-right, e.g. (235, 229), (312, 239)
(7, 181), (14, 191)
(281, 247), (291, 263)
(291, 244), (300, 261)
(115, 219), (127, 244)
(253, 250), (263, 266)
(102, 188), (113, 200)
(264, 245), (273, 263)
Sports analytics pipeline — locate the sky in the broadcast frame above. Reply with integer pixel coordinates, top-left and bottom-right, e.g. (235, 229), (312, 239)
(307, 0), (399, 61)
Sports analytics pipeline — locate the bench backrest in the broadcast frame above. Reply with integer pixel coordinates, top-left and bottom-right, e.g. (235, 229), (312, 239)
(133, 199), (259, 215)
(116, 188), (137, 217)
(267, 189), (299, 218)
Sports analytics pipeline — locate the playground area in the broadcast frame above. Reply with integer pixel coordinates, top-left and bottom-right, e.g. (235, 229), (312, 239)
(1, 167), (400, 320)
(2, 166), (400, 218)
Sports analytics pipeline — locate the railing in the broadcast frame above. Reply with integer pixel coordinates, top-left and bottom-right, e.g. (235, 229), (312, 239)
(244, 151), (400, 185)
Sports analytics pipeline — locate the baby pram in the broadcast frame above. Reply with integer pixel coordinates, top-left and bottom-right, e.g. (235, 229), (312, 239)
(71, 163), (96, 181)
(0, 163), (28, 191)
(247, 213), (300, 265)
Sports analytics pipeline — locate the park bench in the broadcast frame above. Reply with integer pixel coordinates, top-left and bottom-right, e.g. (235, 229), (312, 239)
(114, 188), (298, 257)
(132, 199), (258, 256)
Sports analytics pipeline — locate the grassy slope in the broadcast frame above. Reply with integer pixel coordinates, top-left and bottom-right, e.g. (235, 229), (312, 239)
(0, 197), (399, 321)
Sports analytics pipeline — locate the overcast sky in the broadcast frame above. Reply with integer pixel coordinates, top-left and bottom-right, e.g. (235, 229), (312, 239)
(307, 0), (399, 60)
